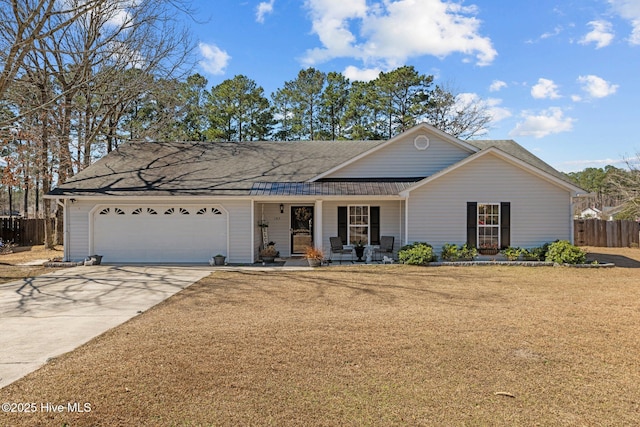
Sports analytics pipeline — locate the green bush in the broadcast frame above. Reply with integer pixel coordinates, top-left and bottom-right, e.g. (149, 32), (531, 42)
(440, 243), (477, 261)
(519, 243), (551, 261)
(545, 240), (586, 264)
(459, 243), (478, 260)
(440, 243), (459, 261)
(398, 242), (436, 265)
(501, 246), (521, 261)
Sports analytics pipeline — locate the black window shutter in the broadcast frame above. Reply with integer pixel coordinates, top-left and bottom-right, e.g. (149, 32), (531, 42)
(500, 202), (511, 249)
(370, 206), (380, 245)
(467, 202), (477, 247)
(338, 206), (348, 244)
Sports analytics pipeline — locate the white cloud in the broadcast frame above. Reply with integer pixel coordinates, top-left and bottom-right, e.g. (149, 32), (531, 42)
(531, 78), (561, 99)
(198, 43), (231, 75)
(303, 0), (496, 68)
(456, 93), (511, 126)
(509, 108), (575, 138)
(485, 98), (512, 123)
(489, 80), (507, 92)
(256, 0), (275, 23)
(579, 20), (614, 48)
(609, 0), (640, 45)
(526, 25), (566, 44)
(343, 65), (380, 82)
(577, 75), (619, 98)
(102, 0), (139, 28)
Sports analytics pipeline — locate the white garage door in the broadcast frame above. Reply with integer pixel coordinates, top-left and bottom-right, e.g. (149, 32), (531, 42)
(92, 205), (227, 263)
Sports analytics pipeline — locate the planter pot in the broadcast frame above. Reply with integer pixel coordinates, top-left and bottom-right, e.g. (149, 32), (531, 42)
(354, 247), (365, 262)
(213, 256), (226, 266)
(479, 248), (499, 255)
(261, 256), (276, 264)
(307, 258), (321, 267)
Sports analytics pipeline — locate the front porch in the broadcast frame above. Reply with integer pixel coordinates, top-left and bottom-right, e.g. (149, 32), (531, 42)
(252, 200), (406, 263)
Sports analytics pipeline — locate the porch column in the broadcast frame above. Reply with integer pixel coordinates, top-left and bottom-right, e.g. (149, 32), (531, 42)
(404, 196), (410, 246)
(314, 200), (323, 252)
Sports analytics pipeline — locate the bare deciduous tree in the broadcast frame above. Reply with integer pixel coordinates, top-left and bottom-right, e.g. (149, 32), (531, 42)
(423, 84), (492, 140)
(608, 155), (640, 220)
(0, 0), (106, 105)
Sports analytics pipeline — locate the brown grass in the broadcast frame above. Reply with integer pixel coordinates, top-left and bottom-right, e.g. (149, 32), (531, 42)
(0, 245), (62, 284)
(2, 248), (640, 426)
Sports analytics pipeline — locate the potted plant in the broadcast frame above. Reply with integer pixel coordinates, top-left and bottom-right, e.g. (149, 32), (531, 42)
(210, 254), (226, 266)
(478, 243), (499, 255)
(303, 246), (324, 267)
(354, 240), (365, 262)
(260, 244), (278, 263)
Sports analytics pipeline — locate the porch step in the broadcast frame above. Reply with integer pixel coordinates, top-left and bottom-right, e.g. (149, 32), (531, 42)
(283, 257), (309, 267)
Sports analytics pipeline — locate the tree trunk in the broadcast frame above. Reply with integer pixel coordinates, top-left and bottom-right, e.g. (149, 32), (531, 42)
(40, 86), (54, 249)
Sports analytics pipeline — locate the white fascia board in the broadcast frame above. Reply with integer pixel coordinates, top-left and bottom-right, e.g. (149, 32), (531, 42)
(400, 147), (585, 197)
(43, 195), (255, 201)
(308, 123), (479, 182)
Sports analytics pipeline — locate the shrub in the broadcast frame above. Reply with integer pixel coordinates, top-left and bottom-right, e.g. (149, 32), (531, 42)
(459, 243), (478, 260)
(545, 240), (587, 264)
(519, 243), (551, 261)
(398, 242), (436, 265)
(440, 243), (477, 261)
(501, 246), (521, 261)
(440, 243), (459, 261)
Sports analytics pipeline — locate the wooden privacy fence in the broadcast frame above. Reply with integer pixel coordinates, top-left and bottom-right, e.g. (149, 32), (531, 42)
(574, 219), (640, 247)
(0, 218), (61, 246)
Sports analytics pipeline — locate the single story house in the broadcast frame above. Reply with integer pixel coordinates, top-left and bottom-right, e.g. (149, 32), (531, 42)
(47, 124), (585, 263)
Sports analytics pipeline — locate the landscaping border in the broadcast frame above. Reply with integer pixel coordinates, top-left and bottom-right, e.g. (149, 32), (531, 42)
(422, 261), (615, 268)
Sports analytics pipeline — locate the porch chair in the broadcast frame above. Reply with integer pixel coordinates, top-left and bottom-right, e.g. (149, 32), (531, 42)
(330, 236), (352, 264)
(374, 236), (395, 262)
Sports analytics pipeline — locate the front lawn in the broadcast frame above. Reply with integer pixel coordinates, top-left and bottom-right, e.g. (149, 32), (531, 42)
(1, 255), (640, 425)
(0, 245), (62, 284)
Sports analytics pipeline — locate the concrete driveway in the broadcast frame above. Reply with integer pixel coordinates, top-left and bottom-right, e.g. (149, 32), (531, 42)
(0, 265), (211, 389)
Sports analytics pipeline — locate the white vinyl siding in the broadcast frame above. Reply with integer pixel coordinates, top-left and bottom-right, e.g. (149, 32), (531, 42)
(406, 154), (572, 250)
(67, 200), (93, 260)
(325, 132), (471, 179)
(212, 199), (252, 263)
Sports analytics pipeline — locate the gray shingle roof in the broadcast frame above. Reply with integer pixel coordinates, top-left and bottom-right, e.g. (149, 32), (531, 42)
(48, 135), (575, 197)
(250, 181), (416, 196)
(49, 140), (385, 197)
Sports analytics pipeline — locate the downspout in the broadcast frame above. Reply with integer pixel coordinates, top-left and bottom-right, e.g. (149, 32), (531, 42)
(250, 199), (255, 263)
(56, 199), (69, 261)
(314, 200), (323, 252)
(570, 195), (576, 244)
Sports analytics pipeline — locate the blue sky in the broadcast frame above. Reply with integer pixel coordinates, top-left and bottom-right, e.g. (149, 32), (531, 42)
(188, 0), (639, 173)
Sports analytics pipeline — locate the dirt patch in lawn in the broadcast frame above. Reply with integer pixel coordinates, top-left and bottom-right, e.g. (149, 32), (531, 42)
(1, 264), (639, 426)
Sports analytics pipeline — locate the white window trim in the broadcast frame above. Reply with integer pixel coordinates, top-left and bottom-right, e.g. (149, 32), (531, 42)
(347, 204), (370, 245)
(477, 202), (500, 248)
